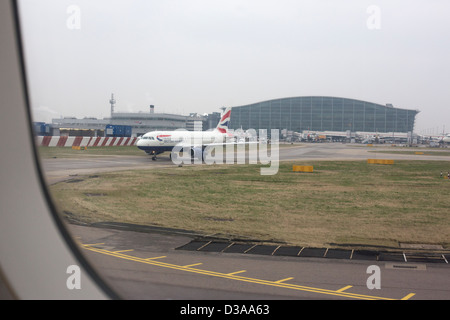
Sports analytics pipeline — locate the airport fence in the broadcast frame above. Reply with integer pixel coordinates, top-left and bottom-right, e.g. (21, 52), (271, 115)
(35, 136), (138, 147)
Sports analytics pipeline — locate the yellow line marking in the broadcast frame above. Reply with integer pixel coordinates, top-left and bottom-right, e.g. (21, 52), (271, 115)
(227, 270), (247, 276)
(275, 277), (294, 284)
(145, 256), (167, 260)
(401, 293), (416, 300)
(113, 249), (134, 253)
(183, 263), (203, 268)
(81, 244), (405, 300)
(336, 285), (353, 292)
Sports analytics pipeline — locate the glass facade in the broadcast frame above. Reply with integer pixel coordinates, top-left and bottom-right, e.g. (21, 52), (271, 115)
(230, 96), (418, 134)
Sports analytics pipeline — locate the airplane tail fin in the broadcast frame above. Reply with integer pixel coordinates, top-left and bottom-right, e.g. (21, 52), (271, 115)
(215, 107), (231, 133)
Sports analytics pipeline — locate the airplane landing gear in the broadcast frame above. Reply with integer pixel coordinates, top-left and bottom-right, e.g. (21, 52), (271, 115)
(149, 151), (157, 161)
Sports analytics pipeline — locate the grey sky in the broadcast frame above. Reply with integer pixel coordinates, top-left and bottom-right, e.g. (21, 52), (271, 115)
(18, 0), (450, 134)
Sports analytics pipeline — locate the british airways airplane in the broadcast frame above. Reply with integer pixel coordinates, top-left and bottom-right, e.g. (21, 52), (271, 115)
(136, 107), (234, 160)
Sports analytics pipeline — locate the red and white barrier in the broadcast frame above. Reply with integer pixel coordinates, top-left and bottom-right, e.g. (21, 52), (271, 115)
(36, 136), (138, 147)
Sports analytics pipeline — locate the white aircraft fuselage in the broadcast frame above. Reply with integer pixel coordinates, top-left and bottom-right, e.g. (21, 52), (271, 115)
(136, 130), (233, 154)
(136, 107), (233, 158)
(443, 134), (450, 143)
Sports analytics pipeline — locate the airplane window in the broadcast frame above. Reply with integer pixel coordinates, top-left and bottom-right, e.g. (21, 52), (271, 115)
(15, 0), (450, 304)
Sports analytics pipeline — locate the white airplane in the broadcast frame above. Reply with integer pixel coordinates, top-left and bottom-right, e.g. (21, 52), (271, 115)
(442, 134), (450, 143)
(137, 107), (234, 160)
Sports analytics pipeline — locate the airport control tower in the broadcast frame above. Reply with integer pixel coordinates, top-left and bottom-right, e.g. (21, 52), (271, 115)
(109, 93), (116, 116)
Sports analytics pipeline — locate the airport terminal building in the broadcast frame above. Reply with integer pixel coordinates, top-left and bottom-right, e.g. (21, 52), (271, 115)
(229, 96), (419, 135)
(41, 95), (419, 142)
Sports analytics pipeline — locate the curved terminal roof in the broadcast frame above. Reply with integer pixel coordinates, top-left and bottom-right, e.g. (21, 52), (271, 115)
(230, 96), (418, 133)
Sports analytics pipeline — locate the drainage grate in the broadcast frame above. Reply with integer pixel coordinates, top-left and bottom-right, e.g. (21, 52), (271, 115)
(299, 247), (327, 258)
(324, 249), (352, 259)
(351, 250), (379, 261)
(175, 240), (449, 264)
(246, 245), (279, 255)
(385, 263), (427, 271)
(176, 240), (210, 251)
(222, 243), (255, 254)
(378, 252), (406, 262)
(273, 246), (303, 257)
(199, 241), (231, 252)
(404, 253), (447, 264)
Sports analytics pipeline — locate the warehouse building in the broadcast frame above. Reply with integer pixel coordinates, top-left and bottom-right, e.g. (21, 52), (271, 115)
(43, 94), (214, 137)
(49, 108), (209, 137)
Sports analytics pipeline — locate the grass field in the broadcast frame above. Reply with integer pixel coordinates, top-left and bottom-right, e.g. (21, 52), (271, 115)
(48, 158), (450, 250)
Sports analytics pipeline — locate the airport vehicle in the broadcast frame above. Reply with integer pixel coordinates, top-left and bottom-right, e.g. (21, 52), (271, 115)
(136, 107), (234, 160)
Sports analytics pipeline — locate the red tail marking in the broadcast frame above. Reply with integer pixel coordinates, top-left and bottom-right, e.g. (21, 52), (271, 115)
(220, 110), (231, 122)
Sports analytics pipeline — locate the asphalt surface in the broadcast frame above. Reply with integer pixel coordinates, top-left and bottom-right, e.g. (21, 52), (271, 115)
(42, 143), (450, 300)
(69, 223), (450, 300)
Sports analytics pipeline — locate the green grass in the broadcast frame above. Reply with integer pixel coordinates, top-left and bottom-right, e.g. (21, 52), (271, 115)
(49, 160), (450, 250)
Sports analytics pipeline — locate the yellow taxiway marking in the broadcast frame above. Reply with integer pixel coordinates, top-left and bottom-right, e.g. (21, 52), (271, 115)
(145, 256), (167, 260)
(401, 293), (416, 300)
(336, 285), (353, 292)
(84, 243), (105, 247)
(113, 249), (134, 253)
(227, 270), (247, 276)
(183, 263), (203, 268)
(81, 244), (415, 300)
(274, 277), (294, 284)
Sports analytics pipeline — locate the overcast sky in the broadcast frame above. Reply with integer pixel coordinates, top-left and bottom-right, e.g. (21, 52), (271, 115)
(18, 0), (450, 134)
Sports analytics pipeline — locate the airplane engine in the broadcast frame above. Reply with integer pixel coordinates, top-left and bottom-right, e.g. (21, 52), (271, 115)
(190, 147), (204, 161)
